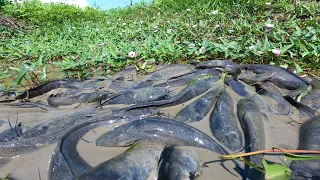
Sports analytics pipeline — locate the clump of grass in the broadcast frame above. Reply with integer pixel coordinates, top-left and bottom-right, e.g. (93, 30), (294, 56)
(0, 0), (319, 89)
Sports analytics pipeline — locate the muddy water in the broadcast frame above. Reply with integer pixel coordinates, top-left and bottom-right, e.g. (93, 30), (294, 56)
(0, 69), (308, 180)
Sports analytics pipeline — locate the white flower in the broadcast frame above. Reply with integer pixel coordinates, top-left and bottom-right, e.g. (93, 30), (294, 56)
(186, 8), (191, 11)
(212, 10), (218, 15)
(228, 30), (235, 33)
(272, 49), (281, 56)
(128, 51), (136, 58)
(189, 43), (195, 49)
(122, 23), (126, 26)
(140, 21), (144, 24)
(154, 29), (158, 32)
(152, 16), (156, 19)
(249, 45), (255, 50)
(199, 46), (205, 53)
(215, 24), (220, 28)
(157, 12), (160, 15)
(154, 26), (158, 29)
(166, 29), (172, 34)
(265, 2), (271, 5)
(265, 24), (274, 28)
(192, 25), (197, 28)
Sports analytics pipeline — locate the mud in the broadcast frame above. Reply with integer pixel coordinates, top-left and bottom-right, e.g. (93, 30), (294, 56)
(0, 62), (318, 180)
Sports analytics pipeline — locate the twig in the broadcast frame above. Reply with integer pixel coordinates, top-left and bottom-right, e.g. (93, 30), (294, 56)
(220, 148), (320, 160)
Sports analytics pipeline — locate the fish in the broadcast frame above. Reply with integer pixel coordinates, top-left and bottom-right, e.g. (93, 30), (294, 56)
(96, 117), (227, 155)
(225, 78), (251, 98)
(240, 64), (309, 91)
(0, 108), (160, 158)
(300, 89), (320, 112)
(154, 69), (220, 88)
(102, 87), (170, 105)
(158, 146), (201, 180)
(116, 76), (220, 114)
(15, 79), (79, 99)
(290, 115), (320, 179)
(256, 82), (292, 116)
(210, 90), (243, 152)
(47, 90), (114, 107)
(237, 99), (265, 180)
(175, 85), (224, 123)
(197, 60), (241, 79)
(146, 64), (195, 81)
(76, 145), (164, 180)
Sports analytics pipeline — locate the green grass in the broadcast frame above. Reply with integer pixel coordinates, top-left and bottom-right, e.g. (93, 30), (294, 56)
(0, 0), (319, 89)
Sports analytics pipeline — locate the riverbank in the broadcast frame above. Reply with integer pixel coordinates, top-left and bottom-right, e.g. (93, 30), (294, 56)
(0, 0), (319, 90)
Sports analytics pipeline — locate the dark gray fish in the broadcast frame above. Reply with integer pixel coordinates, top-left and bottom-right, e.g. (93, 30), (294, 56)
(49, 108), (161, 179)
(146, 64), (195, 81)
(226, 78), (273, 114)
(47, 90), (114, 107)
(210, 90), (243, 152)
(96, 117), (227, 155)
(158, 147), (201, 180)
(284, 96), (318, 118)
(290, 115), (320, 179)
(114, 76), (220, 114)
(15, 79), (79, 99)
(256, 83), (291, 116)
(237, 99), (265, 180)
(103, 87), (169, 105)
(225, 78), (251, 98)
(240, 64), (309, 90)
(300, 90), (320, 111)
(197, 60), (241, 79)
(154, 69), (220, 88)
(175, 86), (224, 123)
(77, 145), (163, 180)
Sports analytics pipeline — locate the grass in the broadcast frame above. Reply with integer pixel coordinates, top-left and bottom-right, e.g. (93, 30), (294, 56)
(0, 0), (319, 89)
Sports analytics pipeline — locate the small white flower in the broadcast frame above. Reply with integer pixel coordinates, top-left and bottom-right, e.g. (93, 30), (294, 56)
(152, 16), (156, 19)
(154, 29), (158, 32)
(215, 24), (220, 28)
(157, 12), (160, 15)
(265, 2), (271, 5)
(122, 23), (126, 26)
(272, 49), (281, 56)
(265, 24), (274, 28)
(212, 10), (218, 15)
(186, 8), (191, 12)
(140, 21), (144, 24)
(154, 26), (158, 29)
(228, 30), (235, 33)
(166, 29), (172, 34)
(199, 46), (205, 53)
(189, 43), (195, 49)
(192, 25), (197, 28)
(128, 51), (136, 58)
(249, 45), (255, 50)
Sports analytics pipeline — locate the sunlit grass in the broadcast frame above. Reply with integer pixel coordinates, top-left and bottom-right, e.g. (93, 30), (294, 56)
(0, 0), (319, 88)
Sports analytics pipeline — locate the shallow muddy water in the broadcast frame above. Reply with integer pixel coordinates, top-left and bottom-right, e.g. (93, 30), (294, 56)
(0, 63), (318, 180)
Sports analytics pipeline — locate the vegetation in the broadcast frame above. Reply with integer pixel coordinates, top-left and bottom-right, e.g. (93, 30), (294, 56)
(0, 0), (319, 89)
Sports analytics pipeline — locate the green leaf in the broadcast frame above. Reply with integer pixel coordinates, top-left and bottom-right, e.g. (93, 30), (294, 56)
(262, 159), (291, 180)
(41, 65), (47, 80)
(8, 66), (22, 72)
(11, 68), (28, 86)
(293, 63), (303, 74)
(125, 143), (140, 152)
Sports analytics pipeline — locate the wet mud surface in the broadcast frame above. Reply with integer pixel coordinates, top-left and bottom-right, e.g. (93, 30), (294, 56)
(0, 61), (319, 180)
